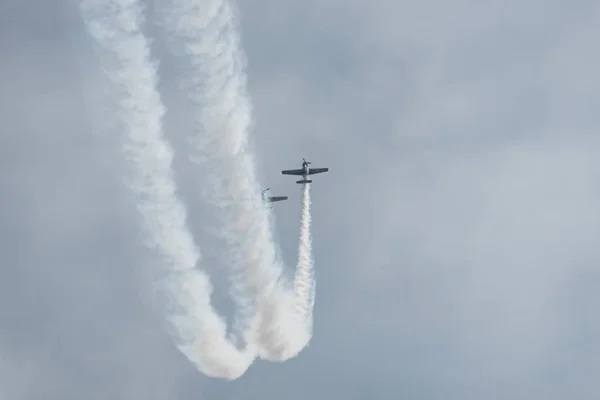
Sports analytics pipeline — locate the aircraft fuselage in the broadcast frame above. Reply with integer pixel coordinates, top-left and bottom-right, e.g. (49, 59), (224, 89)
(281, 158), (329, 184)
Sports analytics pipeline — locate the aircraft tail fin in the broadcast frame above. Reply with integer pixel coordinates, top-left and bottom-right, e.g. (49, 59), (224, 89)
(296, 179), (312, 184)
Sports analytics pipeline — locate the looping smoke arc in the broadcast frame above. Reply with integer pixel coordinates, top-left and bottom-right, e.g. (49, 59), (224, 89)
(80, 0), (315, 380)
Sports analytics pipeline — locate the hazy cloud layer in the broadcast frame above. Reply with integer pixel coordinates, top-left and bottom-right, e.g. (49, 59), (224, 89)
(1, 0), (599, 398)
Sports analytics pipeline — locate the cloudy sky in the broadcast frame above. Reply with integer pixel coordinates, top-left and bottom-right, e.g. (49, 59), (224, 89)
(2, 0), (600, 398)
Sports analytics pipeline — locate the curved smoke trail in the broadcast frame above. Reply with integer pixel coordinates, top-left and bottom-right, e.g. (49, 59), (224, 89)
(80, 0), (256, 379)
(160, 0), (316, 361)
(81, 0), (316, 379)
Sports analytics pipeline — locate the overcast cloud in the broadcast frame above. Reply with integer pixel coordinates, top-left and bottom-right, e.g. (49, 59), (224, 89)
(1, 0), (600, 398)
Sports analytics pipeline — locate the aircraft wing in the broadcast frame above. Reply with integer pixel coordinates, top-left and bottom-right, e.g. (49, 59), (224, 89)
(267, 196), (288, 203)
(281, 169), (304, 175)
(308, 167), (329, 175)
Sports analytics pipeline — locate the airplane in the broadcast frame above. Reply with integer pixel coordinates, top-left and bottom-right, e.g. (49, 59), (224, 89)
(281, 158), (329, 184)
(261, 188), (288, 203)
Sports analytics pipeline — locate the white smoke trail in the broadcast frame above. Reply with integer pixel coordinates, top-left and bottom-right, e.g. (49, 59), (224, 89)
(79, 0), (256, 379)
(294, 184), (315, 327)
(160, 0), (316, 361)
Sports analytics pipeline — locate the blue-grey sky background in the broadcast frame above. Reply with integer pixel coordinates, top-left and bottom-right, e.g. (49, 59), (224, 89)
(2, 0), (600, 398)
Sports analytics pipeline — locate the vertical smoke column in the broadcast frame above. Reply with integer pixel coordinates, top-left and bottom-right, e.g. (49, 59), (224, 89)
(80, 0), (255, 379)
(294, 184), (315, 330)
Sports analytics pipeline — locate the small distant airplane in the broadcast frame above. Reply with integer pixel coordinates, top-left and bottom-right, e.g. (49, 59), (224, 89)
(281, 158), (329, 184)
(261, 188), (288, 203)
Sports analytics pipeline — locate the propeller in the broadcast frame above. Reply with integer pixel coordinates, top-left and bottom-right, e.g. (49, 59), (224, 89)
(303, 158), (311, 164)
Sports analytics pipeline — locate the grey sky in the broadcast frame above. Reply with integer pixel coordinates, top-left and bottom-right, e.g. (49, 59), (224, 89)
(2, 0), (600, 398)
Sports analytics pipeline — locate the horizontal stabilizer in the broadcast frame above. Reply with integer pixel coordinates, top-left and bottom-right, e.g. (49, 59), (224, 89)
(296, 179), (312, 184)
